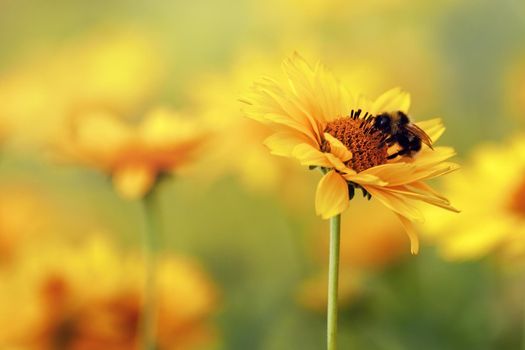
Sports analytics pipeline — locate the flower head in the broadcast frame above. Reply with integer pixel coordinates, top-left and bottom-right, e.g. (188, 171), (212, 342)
(0, 29), (164, 148)
(424, 135), (525, 261)
(0, 235), (218, 349)
(58, 108), (207, 199)
(242, 53), (459, 253)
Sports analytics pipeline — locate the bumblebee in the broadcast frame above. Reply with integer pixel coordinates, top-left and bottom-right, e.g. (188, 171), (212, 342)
(373, 111), (433, 159)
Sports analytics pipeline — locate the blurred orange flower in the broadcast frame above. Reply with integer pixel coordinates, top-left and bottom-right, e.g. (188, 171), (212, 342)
(242, 53), (459, 253)
(57, 108), (207, 199)
(0, 235), (218, 350)
(424, 135), (525, 262)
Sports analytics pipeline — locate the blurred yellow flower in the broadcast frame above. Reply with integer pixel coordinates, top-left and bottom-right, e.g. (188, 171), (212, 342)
(58, 108), (207, 199)
(0, 235), (218, 350)
(189, 52), (312, 203)
(0, 29), (164, 148)
(242, 53), (459, 253)
(424, 135), (525, 261)
(0, 182), (57, 265)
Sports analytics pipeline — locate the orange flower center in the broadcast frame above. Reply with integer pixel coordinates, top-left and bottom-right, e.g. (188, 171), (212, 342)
(508, 175), (525, 217)
(321, 110), (389, 172)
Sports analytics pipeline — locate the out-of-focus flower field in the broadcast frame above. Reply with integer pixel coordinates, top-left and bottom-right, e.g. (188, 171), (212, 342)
(1, 0), (525, 349)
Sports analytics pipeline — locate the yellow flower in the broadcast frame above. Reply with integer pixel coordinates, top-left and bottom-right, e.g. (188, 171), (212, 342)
(0, 182), (57, 265)
(0, 29), (164, 148)
(424, 135), (525, 261)
(0, 235), (218, 350)
(190, 50), (396, 214)
(242, 53), (459, 253)
(58, 108), (207, 199)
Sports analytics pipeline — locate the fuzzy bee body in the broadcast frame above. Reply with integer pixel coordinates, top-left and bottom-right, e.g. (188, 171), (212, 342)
(373, 111), (433, 159)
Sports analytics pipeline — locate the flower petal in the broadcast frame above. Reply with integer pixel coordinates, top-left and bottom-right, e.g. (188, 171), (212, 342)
(315, 170), (349, 219)
(292, 143), (332, 168)
(415, 118), (445, 143)
(343, 172), (387, 186)
(364, 185), (424, 222)
(371, 87), (411, 114)
(282, 52), (351, 124)
(324, 133), (352, 162)
(394, 213), (420, 255)
(387, 185), (460, 213)
(264, 132), (315, 157)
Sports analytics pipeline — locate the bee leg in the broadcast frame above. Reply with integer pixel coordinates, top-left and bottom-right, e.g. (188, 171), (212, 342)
(384, 136), (396, 146)
(387, 152), (399, 159)
(387, 150), (403, 159)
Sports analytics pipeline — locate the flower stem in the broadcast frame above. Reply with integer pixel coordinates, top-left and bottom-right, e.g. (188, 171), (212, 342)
(140, 192), (159, 350)
(327, 214), (341, 350)
(522, 294), (525, 350)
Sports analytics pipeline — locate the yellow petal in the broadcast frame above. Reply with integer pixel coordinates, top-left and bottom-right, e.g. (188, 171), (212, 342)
(264, 112), (319, 144)
(407, 147), (457, 167)
(371, 87), (411, 114)
(264, 132), (315, 157)
(258, 81), (323, 143)
(415, 118), (445, 143)
(112, 164), (156, 200)
(292, 143), (332, 168)
(324, 152), (353, 173)
(365, 186), (424, 222)
(242, 77), (320, 145)
(387, 185), (459, 213)
(361, 162), (416, 185)
(324, 133), (352, 162)
(343, 172), (387, 186)
(315, 170), (349, 219)
(394, 213), (420, 254)
(282, 52), (350, 125)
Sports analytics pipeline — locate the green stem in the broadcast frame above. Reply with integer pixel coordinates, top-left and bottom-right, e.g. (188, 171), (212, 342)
(522, 294), (525, 350)
(140, 192), (159, 350)
(327, 214), (341, 350)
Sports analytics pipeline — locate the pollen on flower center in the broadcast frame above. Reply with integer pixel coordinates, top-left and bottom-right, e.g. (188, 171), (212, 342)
(508, 175), (525, 217)
(321, 110), (389, 172)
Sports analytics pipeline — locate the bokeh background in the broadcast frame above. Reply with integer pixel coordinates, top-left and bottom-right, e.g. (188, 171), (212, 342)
(1, 0), (525, 349)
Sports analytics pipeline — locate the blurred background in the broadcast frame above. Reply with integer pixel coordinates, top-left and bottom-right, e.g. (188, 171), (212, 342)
(1, 0), (525, 349)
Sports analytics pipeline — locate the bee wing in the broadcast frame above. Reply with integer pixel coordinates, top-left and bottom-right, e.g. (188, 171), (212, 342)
(406, 124), (434, 149)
